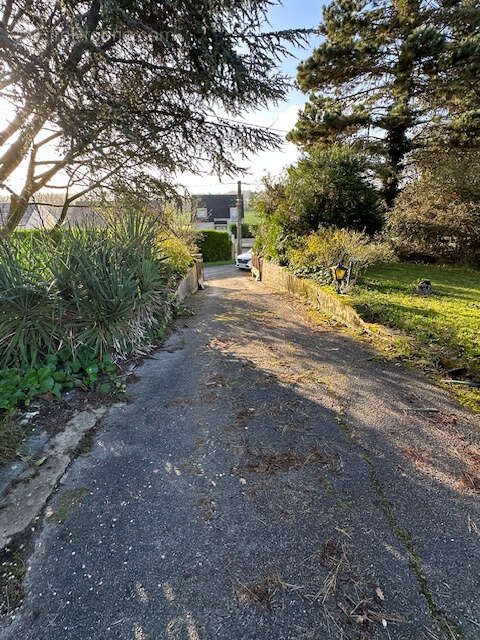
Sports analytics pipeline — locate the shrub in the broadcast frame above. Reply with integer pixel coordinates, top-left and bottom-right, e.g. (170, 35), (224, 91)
(283, 146), (383, 235)
(287, 227), (394, 284)
(0, 242), (62, 368)
(252, 177), (301, 265)
(197, 230), (232, 262)
(386, 152), (480, 265)
(386, 195), (480, 265)
(159, 236), (194, 278)
(229, 223), (257, 238)
(0, 207), (192, 411)
(253, 148), (383, 265)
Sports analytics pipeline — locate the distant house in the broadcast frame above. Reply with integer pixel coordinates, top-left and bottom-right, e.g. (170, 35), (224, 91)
(0, 202), (104, 230)
(58, 204), (105, 227)
(194, 194), (237, 231)
(0, 203), (57, 230)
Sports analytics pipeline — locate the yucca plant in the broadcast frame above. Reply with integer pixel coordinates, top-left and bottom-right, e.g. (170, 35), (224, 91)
(0, 241), (61, 368)
(45, 228), (139, 356)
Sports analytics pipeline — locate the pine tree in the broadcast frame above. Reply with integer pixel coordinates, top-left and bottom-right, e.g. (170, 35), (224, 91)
(288, 0), (480, 207)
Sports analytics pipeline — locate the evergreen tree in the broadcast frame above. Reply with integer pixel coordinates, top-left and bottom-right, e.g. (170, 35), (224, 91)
(288, 0), (480, 207)
(0, 1), (307, 235)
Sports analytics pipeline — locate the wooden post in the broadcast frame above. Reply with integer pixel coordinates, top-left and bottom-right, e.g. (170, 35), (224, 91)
(236, 180), (243, 257)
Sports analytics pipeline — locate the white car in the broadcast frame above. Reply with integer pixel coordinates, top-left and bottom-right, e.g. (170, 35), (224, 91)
(236, 249), (252, 270)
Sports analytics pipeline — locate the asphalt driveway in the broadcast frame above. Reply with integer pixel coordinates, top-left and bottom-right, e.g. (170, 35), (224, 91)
(2, 265), (479, 640)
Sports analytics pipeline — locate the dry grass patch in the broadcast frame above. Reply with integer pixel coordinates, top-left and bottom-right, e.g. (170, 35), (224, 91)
(400, 447), (432, 466)
(459, 469), (480, 493)
(0, 414), (24, 466)
(223, 408), (255, 433)
(203, 374), (230, 389)
(235, 573), (290, 611)
(317, 540), (350, 603)
(197, 497), (215, 521)
(234, 447), (341, 476)
(307, 540), (404, 635)
(205, 337), (233, 351)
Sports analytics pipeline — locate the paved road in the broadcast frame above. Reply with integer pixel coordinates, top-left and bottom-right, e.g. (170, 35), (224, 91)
(3, 266), (480, 640)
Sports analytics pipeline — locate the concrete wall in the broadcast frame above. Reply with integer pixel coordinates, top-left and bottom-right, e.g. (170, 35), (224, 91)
(261, 260), (369, 332)
(175, 262), (202, 302)
(194, 222), (215, 231)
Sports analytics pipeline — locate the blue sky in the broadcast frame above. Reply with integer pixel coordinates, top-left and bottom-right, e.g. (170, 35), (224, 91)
(267, 0), (324, 99)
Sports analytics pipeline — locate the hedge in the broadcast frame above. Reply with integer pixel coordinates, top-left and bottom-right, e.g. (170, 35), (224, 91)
(197, 230), (232, 262)
(229, 223), (257, 238)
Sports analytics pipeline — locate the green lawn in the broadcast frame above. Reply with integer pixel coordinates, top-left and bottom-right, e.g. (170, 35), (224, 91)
(243, 209), (260, 225)
(203, 259), (234, 267)
(342, 262), (480, 407)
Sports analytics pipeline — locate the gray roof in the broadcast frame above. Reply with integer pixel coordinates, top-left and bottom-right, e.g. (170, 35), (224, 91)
(0, 203), (57, 230)
(0, 202), (103, 229)
(196, 194), (237, 222)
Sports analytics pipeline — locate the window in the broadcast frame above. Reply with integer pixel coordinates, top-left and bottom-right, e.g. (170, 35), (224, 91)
(197, 207), (208, 219)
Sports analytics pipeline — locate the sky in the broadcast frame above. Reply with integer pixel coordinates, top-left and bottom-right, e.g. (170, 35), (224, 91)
(182, 0), (324, 194)
(0, 0), (324, 198)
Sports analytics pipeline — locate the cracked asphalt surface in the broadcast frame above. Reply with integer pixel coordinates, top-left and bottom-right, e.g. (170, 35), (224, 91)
(2, 265), (480, 639)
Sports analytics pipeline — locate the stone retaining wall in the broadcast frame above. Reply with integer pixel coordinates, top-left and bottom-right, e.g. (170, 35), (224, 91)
(175, 260), (203, 302)
(261, 260), (369, 332)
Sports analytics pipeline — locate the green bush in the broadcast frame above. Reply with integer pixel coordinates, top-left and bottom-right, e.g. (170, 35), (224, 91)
(385, 151), (480, 265)
(253, 148), (383, 265)
(283, 146), (383, 235)
(0, 207), (192, 411)
(197, 230), (232, 262)
(159, 236), (194, 277)
(287, 227), (394, 284)
(229, 223), (257, 238)
(0, 242), (62, 368)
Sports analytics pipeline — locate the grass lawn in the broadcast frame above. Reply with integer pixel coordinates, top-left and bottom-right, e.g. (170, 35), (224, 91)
(244, 209), (260, 226)
(342, 262), (480, 409)
(203, 259), (235, 267)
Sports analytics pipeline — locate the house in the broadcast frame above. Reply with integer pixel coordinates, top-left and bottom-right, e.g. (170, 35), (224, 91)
(58, 204), (105, 227)
(193, 194), (237, 231)
(0, 203), (57, 230)
(0, 202), (104, 230)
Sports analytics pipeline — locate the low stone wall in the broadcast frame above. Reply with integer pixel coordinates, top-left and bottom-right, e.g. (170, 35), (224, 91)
(261, 260), (369, 332)
(175, 261), (203, 302)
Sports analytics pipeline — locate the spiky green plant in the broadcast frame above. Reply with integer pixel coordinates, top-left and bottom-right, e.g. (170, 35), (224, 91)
(0, 242), (61, 368)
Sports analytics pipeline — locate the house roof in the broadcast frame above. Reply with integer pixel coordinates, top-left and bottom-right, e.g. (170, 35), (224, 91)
(196, 194), (237, 222)
(0, 203), (57, 230)
(0, 202), (104, 230)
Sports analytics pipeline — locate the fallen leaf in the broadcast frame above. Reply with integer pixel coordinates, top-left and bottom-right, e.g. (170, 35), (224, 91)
(354, 615), (368, 624)
(34, 456), (47, 466)
(375, 586), (385, 600)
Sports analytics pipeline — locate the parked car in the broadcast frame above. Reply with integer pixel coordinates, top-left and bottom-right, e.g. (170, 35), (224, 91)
(235, 249), (252, 270)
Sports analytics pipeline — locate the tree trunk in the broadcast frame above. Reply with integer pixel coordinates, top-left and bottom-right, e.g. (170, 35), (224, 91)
(0, 193), (30, 238)
(53, 198), (71, 230)
(0, 114), (46, 184)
